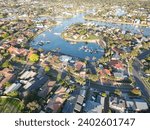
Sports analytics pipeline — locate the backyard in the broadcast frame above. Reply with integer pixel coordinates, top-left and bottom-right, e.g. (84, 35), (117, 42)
(0, 96), (24, 113)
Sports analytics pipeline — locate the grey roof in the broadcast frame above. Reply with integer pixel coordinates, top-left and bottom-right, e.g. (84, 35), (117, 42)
(28, 76), (49, 91)
(109, 97), (126, 112)
(126, 99), (136, 110)
(84, 100), (103, 113)
(80, 89), (86, 97)
(133, 99), (149, 111)
(74, 103), (82, 112)
(77, 95), (84, 105)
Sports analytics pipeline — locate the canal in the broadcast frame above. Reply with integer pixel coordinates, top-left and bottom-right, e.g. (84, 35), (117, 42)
(30, 12), (150, 61)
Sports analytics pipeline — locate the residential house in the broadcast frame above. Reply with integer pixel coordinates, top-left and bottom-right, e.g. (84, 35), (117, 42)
(111, 53), (120, 60)
(75, 61), (86, 71)
(74, 103), (82, 113)
(112, 47), (124, 54)
(38, 81), (56, 98)
(0, 68), (15, 89)
(113, 72), (128, 80)
(109, 60), (125, 71)
(4, 83), (22, 94)
(59, 55), (72, 63)
(109, 97), (126, 113)
(46, 87), (67, 112)
(99, 69), (111, 78)
(83, 96), (105, 113)
(8, 46), (28, 56)
(133, 98), (149, 112)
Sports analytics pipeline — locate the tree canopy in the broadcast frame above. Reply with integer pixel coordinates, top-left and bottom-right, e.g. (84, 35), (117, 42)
(29, 53), (39, 63)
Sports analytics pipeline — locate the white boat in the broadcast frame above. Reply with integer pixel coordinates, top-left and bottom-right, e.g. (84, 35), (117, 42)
(46, 41), (51, 44)
(54, 32), (61, 36)
(42, 34), (46, 37)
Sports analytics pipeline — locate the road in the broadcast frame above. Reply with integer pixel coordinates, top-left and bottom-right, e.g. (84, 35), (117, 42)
(89, 82), (133, 93)
(132, 50), (150, 99)
(138, 50), (150, 60)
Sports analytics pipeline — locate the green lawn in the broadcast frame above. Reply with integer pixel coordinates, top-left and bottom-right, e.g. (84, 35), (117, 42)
(0, 97), (23, 113)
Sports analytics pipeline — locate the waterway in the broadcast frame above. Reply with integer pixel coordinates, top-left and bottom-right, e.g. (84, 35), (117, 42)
(30, 12), (150, 61)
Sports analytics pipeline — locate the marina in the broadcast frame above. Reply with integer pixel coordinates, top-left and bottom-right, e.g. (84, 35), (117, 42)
(30, 12), (150, 61)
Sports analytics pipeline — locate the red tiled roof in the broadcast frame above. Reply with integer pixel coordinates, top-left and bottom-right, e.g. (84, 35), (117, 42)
(8, 46), (28, 56)
(109, 60), (124, 69)
(104, 69), (111, 76)
(75, 61), (85, 71)
(99, 69), (111, 76)
(112, 47), (124, 54)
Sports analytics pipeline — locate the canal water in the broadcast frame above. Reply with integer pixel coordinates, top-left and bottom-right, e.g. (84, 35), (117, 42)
(30, 13), (150, 61)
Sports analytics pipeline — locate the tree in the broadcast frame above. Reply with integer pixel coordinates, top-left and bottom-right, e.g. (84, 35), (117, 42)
(2, 82), (11, 88)
(75, 76), (86, 86)
(63, 93), (70, 99)
(70, 85), (76, 92)
(1, 61), (12, 68)
(114, 89), (122, 96)
(101, 92), (107, 97)
(26, 101), (40, 112)
(57, 73), (62, 82)
(7, 91), (19, 97)
(44, 66), (50, 73)
(29, 53), (39, 63)
(131, 88), (142, 96)
(89, 74), (99, 82)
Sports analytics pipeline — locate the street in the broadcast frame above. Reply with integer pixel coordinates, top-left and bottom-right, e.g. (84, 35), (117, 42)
(132, 50), (150, 99)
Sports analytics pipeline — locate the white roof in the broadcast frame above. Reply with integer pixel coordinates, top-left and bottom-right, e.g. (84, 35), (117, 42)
(59, 55), (72, 62)
(23, 82), (32, 89)
(4, 83), (22, 94)
(134, 99), (149, 111)
(126, 99), (136, 110)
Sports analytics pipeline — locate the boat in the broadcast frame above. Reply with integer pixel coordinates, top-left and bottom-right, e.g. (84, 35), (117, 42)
(46, 41), (51, 44)
(42, 34), (46, 37)
(79, 45), (104, 54)
(54, 32), (61, 36)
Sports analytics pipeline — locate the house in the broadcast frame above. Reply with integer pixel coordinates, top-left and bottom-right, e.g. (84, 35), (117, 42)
(8, 46), (28, 56)
(126, 99), (136, 112)
(75, 61), (86, 71)
(46, 87), (67, 112)
(59, 55), (72, 62)
(109, 60), (125, 71)
(74, 103), (82, 113)
(109, 97), (126, 113)
(114, 72), (128, 80)
(73, 33), (80, 40)
(28, 76), (49, 91)
(79, 71), (86, 78)
(111, 53), (120, 60)
(38, 81), (56, 98)
(112, 47), (124, 54)
(134, 19), (141, 24)
(80, 89), (87, 98)
(99, 64), (104, 69)
(76, 95), (84, 105)
(0, 68), (15, 89)
(4, 83), (22, 94)
(83, 96), (105, 113)
(20, 71), (37, 80)
(133, 98), (149, 112)
(99, 69), (111, 77)
(17, 37), (24, 43)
